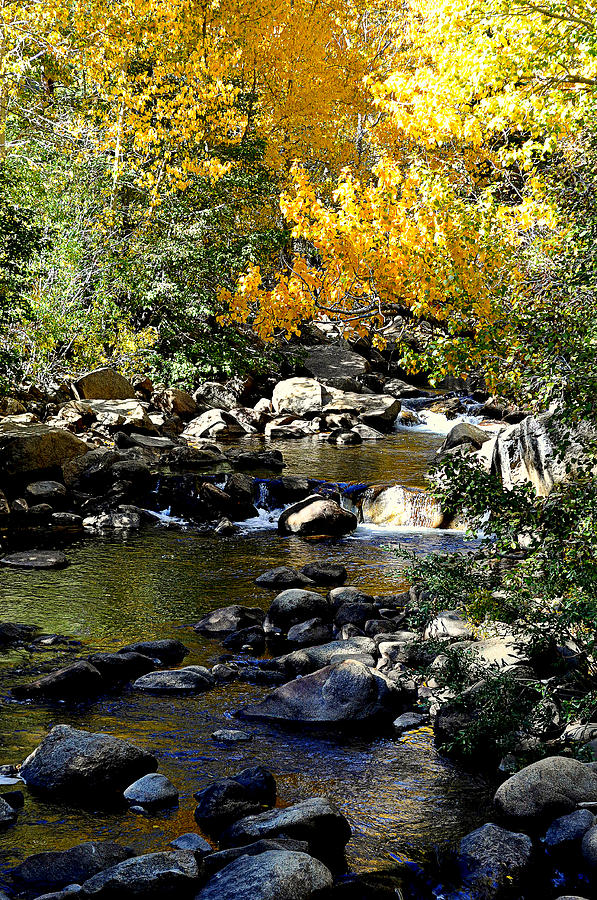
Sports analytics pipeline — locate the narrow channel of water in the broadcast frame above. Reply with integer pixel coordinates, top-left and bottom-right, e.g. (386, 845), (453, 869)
(0, 426), (493, 888)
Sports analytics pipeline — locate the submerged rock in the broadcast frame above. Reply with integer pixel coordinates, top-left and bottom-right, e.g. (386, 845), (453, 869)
(239, 659), (401, 724)
(1, 550), (69, 570)
(20, 725), (157, 801)
(87, 652), (155, 685)
(194, 605), (265, 636)
(8, 842), (134, 895)
(196, 849), (332, 900)
(278, 495), (357, 537)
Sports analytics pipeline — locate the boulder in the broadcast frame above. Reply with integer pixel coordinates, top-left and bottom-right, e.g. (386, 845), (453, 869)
(20, 725), (157, 801)
(545, 809), (595, 853)
(581, 824), (597, 866)
(334, 601), (377, 628)
(222, 626), (265, 652)
(220, 797), (351, 869)
(58, 399), (155, 432)
(11, 661), (104, 700)
(26, 480), (67, 504)
(286, 618), (333, 646)
(494, 757), (597, 821)
(329, 586), (374, 606)
(0, 425), (89, 477)
(233, 766), (277, 807)
(266, 589), (331, 633)
(439, 422), (494, 454)
(8, 842), (134, 894)
(271, 378), (330, 417)
(87, 652), (155, 685)
(278, 495), (357, 537)
(322, 393), (400, 429)
(255, 567), (313, 589)
(301, 562), (347, 585)
(194, 605), (265, 636)
(468, 635), (530, 670)
(183, 410), (246, 440)
(83, 509), (141, 531)
(194, 779), (265, 836)
(1, 550), (69, 570)
(360, 484), (444, 529)
(239, 659), (401, 724)
(169, 834), (212, 853)
(132, 666), (214, 693)
(73, 368), (136, 401)
(393, 712), (427, 734)
(123, 773), (178, 809)
(117, 639), (189, 665)
(351, 423), (384, 440)
(153, 389), (197, 418)
(302, 344), (370, 381)
(194, 381), (240, 411)
(195, 850), (332, 900)
(0, 796), (17, 827)
(79, 850), (201, 898)
(457, 823), (533, 898)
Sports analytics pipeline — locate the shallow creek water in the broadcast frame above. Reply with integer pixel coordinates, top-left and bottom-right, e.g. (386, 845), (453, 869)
(0, 428), (493, 889)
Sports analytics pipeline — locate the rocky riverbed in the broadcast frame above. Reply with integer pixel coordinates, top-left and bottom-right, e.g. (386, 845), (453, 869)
(0, 355), (588, 900)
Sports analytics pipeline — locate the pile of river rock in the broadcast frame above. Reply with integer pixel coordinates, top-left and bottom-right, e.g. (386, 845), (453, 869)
(3, 554), (597, 898)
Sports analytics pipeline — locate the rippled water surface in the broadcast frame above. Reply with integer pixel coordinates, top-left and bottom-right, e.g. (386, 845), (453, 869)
(0, 429), (493, 886)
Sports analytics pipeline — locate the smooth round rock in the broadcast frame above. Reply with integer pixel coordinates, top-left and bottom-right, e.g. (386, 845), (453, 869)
(123, 773), (178, 809)
(212, 730), (252, 744)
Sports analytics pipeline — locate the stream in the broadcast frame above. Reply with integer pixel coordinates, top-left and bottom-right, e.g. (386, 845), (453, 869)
(0, 419), (494, 893)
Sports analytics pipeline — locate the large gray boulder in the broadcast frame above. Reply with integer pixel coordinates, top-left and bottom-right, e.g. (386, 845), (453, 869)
(195, 850), (332, 900)
(73, 367), (136, 401)
(79, 850), (201, 898)
(20, 725), (157, 801)
(132, 666), (214, 693)
(494, 756), (597, 821)
(278, 495), (357, 537)
(220, 797), (351, 869)
(322, 393), (400, 429)
(302, 344), (369, 381)
(239, 659), (401, 724)
(457, 823), (533, 898)
(0, 425), (89, 476)
(266, 589), (331, 633)
(271, 378), (330, 417)
(255, 567), (313, 589)
(8, 842), (134, 895)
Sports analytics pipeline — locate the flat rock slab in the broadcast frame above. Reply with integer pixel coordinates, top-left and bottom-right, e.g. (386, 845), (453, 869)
(1, 551), (68, 570)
